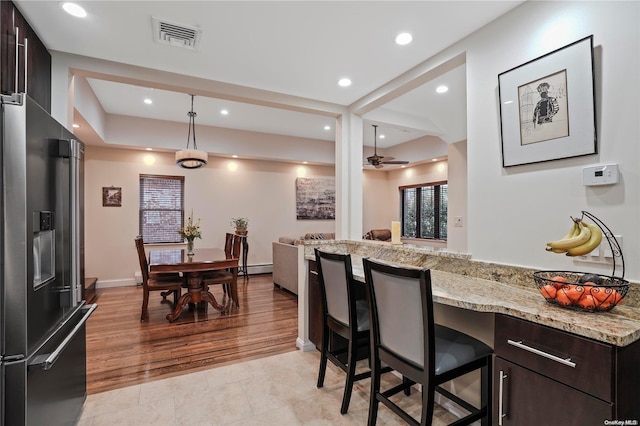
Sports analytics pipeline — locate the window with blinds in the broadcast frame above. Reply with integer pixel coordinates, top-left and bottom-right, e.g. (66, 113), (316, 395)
(139, 174), (185, 243)
(400, 181), (448, 240)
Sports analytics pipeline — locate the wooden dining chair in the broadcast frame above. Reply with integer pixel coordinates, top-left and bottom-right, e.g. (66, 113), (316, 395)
(135, 235), (185, 322)
(363, 258), (493, 426)
(314, 248), (371, 415)
(202, 233), (242, 308)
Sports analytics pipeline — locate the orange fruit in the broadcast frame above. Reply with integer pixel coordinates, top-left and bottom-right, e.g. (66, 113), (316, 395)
(577, 294), (596, 310)
(596, 301), (612, 311)
(565, 285), (585, 303)
(591, 287), (613, 303)
(555, 290), (572, 306)
(550, 276), (568, 289)
(582, 282), (595, 296)
(611, 289), (623, 305)
(540, 284), (557, 299)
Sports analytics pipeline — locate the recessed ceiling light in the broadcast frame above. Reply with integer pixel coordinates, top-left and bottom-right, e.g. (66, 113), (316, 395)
(60, 2), (87, 18)
(143, 98), (152, 105)
(302, 161), (308, 164)
(436, 85), (449, 94)
(324, 125), (331, 131)
(338, 78), (352, 87)
(232, 155), (238, 158)
(395, 33), (413, 45)
(146, 148), (153, 151)
(72, 123), (80, 128)
(432, 158), (438, 162)
(379, 134), (385, 139)
(220, 109), (229, 115)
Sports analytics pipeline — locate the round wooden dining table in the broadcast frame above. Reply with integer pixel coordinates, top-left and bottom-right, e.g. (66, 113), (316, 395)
(148, 248), (239, 322)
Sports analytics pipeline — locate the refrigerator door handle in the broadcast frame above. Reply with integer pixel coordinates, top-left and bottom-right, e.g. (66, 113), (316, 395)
(29, 304), (97, 370)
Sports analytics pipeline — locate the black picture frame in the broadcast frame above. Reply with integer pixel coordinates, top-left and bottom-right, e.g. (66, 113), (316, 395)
(498, 35), (597, 167)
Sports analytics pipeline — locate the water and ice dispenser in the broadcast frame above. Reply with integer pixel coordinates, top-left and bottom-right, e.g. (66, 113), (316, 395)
(33, 211), (55, 289)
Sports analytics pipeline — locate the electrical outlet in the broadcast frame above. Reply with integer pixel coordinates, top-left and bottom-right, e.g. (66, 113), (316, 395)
(603, 235), (623, 264)
(574, 235), (623, 266)
(454, 216), (463, 227)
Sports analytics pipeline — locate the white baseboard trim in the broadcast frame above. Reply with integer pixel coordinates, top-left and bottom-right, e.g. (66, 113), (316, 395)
(248, 264), (272, 275)
(433, 393), (479, 425)
(96, 278), (137, 289)
(296, 337), (316, 352)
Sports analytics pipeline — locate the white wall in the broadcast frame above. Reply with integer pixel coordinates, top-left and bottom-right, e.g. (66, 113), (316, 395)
(362, 169), (393, 234)
(85, 146), (335, 284)
(462, 1), (640, 280)
(447, 141), (468, 253)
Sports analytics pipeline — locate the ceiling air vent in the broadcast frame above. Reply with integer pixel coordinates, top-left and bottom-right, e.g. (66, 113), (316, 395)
(151, 16), (202, 51)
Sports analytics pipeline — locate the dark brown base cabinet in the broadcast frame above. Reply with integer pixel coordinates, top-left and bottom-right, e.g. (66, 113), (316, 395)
(494, 314), (640, 425)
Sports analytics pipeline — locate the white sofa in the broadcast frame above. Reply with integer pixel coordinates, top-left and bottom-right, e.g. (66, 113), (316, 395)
(272, 233), (335, 295)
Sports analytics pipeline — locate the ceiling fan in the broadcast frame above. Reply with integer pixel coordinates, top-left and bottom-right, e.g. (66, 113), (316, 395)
(366, 124), (410, 168)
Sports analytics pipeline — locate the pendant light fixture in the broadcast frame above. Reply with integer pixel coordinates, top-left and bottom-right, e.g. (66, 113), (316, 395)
(175, 94), (208, 169)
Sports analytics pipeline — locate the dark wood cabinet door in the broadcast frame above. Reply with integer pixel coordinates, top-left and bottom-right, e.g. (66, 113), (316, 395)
(0, 1), (51, 112)
(494, 357), (612, 426)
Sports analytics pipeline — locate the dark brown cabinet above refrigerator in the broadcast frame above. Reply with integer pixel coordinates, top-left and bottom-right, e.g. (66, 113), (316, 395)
(1, 0), (51, 112)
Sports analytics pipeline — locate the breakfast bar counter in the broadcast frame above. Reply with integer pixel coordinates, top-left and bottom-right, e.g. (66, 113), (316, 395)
(296, 240), (640, 423)
(297, 240), (640, 348)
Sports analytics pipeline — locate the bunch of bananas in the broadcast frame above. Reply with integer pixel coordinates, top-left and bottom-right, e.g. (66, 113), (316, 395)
(546, 217), (603, 256)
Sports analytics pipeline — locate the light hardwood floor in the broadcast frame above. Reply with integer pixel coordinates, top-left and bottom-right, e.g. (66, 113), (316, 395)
(86, 274), (299, 394)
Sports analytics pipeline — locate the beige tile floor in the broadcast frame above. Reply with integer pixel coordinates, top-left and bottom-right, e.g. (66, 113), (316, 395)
(78, 349), (462, 425)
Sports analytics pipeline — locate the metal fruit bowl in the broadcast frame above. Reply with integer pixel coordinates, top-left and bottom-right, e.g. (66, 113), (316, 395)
(535, 212), (629, 312)
(533, 270), (629, 312)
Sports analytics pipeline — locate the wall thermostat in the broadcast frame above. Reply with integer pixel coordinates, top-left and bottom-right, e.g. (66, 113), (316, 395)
(582, 164), (619, 186)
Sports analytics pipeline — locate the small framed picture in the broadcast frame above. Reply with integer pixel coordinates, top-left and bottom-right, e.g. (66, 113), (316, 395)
(498, 36), (597, 167)
(102, 187), (122, 207)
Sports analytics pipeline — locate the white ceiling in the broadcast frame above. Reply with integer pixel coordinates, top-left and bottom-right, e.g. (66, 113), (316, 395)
(15, 1), (523, 156)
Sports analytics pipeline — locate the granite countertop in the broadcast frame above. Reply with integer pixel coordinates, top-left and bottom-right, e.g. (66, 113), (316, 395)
(307, 250), (640, 347)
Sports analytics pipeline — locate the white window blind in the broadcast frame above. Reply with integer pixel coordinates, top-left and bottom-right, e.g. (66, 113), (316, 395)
(139, 174), (184, 243)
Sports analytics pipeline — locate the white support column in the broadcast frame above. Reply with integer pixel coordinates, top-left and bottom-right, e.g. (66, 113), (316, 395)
(335, 113), (363, 240)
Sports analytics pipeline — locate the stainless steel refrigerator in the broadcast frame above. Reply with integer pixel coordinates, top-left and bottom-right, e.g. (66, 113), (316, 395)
(1, 93), (96, 425)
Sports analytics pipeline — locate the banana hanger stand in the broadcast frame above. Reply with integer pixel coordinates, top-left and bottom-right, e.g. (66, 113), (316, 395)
(534, 211), (629, 312)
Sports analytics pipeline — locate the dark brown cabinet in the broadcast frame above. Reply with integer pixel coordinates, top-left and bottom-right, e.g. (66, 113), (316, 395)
(1, 1), (51, 112)
(494, 314), (640, 425)
(308, 260), (323, 349)
(494, 357), (611, 425)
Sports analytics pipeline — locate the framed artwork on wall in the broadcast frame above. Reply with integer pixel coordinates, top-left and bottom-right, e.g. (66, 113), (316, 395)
(102, 186), (122, 207)
(295, 178), (335, 220)
(498, 35), (597, 167)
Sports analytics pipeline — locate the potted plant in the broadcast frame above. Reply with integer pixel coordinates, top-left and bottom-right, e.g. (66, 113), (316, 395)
(231, 217), (249, 235)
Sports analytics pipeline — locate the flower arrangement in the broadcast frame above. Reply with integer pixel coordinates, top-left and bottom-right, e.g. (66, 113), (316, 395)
(178, 212), (202, 241)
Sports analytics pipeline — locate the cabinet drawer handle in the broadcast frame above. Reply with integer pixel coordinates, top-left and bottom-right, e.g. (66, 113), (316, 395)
(498, 370), (507, 426)
(507, 339), (576, 368)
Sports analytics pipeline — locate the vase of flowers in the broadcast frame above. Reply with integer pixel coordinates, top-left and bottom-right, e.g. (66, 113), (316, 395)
(178, 211), (202, 256)
(231, 217), (249, 235)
